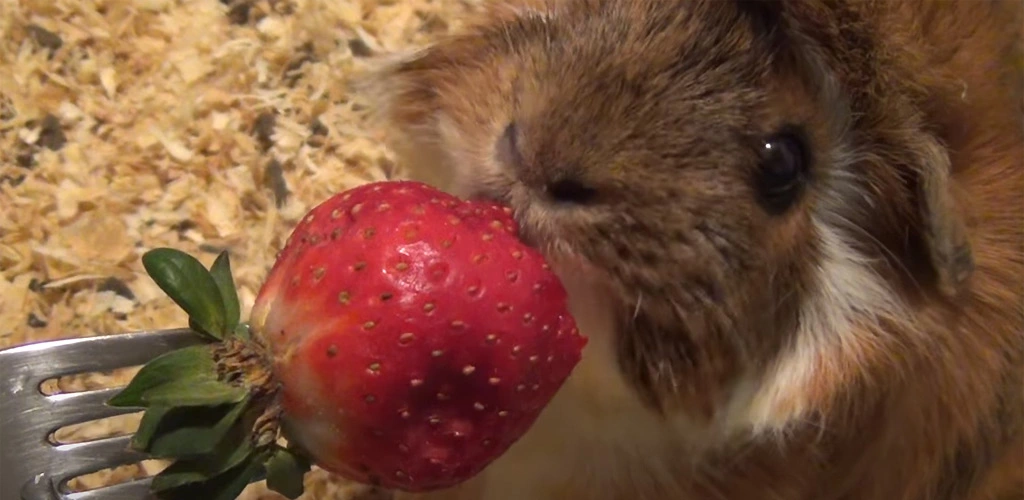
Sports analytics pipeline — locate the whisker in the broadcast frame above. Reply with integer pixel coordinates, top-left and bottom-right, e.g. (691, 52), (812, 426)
(633, 292), (644, 321)
(829, 212), (925, 294)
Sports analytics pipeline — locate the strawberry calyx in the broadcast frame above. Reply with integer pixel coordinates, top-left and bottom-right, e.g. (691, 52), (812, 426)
(107, 248), (312, 500)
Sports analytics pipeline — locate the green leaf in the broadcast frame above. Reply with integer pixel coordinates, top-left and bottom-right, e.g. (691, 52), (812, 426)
(143, 248), (228, 339)
(210, 251), (241, 336)
(135, 397), (251, 458)
(233, 323), (251, 341)
(107, 345), (244, 408)
(132, 406), (172, 450)
(151, 422), (257, 493)
(153, 450), (269, 500)
(144, 379), (248, 407)
(188, 317), (219, 342)
(264, 446), (311, 499)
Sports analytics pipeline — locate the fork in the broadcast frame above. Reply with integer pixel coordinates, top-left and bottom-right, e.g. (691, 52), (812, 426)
(1, 328), (205, 500)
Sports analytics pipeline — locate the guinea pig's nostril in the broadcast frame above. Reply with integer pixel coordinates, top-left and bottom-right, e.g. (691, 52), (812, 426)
(497, 122), (524, 173)
(546, 178), (597, 205)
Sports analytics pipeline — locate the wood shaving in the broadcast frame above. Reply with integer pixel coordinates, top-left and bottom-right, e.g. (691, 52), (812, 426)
(1, 0), (483, 498)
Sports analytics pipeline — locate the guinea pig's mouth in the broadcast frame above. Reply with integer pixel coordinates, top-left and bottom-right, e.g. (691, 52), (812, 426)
(510, 207), (584, 269)
(462, 178), (587, 263)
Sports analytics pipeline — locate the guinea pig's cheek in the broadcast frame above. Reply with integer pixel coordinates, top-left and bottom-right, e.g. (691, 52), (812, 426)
(547, 254), (611, 298)
(548, 253), (596, 277)
(434, 111), (508, 198)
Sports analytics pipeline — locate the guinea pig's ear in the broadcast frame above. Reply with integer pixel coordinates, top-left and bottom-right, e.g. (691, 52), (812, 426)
(913, 137), (975, 298)
(352, 46), (459, 189)
(354, 46), (443, 135)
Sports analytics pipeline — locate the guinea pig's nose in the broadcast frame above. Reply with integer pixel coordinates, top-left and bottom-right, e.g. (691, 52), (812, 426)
(545, 178), (598, 205)
(498, 122), (598, 205)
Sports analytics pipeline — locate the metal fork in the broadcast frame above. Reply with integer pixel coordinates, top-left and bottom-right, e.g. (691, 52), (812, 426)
(1, 328), (205, 500)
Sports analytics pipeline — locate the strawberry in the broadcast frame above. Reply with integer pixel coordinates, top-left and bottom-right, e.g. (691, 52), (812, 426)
(108, 181), (586, 500)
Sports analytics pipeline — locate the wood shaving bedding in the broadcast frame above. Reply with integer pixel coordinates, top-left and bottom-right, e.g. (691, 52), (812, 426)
(0, 0), (481, 498)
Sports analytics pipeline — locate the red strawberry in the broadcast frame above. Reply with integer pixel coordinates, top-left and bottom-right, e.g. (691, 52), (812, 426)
(108, 180), (586, 499)
(250, 180), (585, 490)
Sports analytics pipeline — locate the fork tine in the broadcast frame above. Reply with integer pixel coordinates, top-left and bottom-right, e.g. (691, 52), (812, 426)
(64, 478), (157, 500)
(40, 388), (141, 431)
(1, 328), (203, 388)
(51, 435), (148, 484)
(0, 328), (206, 500)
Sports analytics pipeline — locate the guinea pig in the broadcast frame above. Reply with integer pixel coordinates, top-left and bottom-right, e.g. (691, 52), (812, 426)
(360, 0), (1024, 499)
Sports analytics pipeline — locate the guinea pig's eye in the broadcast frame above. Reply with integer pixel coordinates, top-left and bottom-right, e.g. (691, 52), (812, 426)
(755, 128), (810, 213)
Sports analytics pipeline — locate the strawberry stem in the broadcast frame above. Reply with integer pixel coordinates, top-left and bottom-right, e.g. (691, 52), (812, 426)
(107, 248), (311, 499)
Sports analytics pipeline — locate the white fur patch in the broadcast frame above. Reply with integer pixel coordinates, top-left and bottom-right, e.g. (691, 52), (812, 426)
(721, 222), (908, 438)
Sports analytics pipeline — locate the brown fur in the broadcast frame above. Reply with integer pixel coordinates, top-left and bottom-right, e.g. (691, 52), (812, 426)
(363, 0), (1024, 499)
